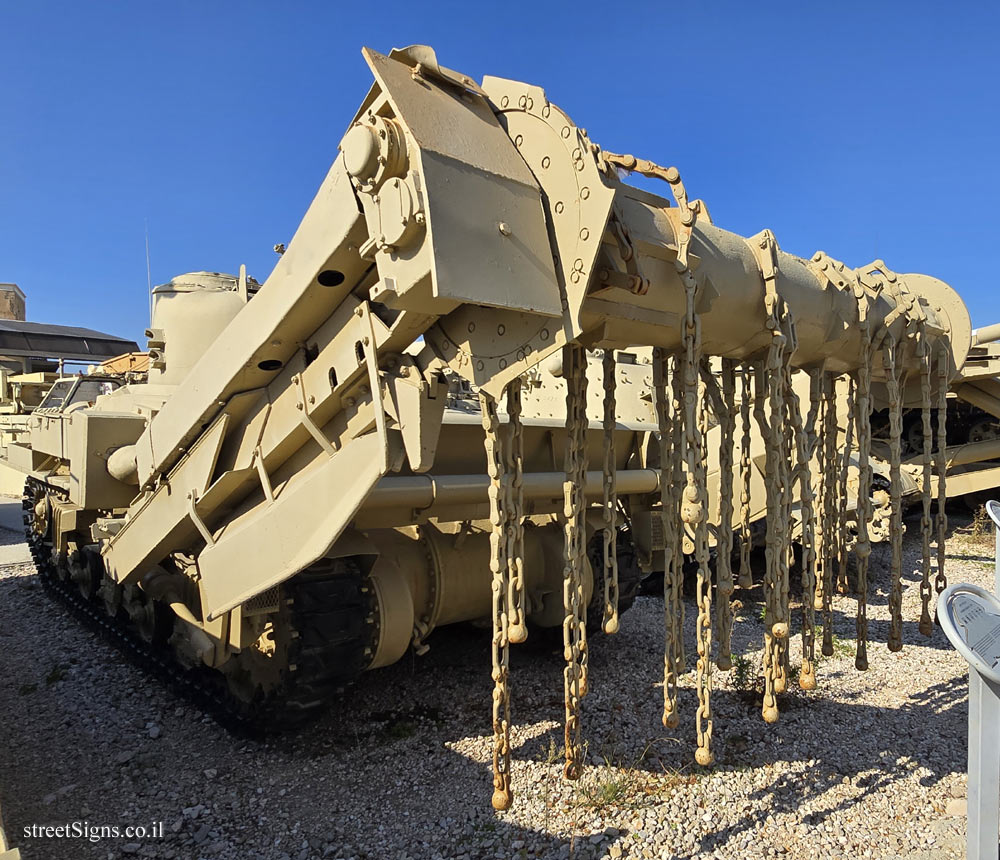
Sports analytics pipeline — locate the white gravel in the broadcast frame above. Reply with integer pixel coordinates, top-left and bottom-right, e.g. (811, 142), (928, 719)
(0, 506), (993, 860)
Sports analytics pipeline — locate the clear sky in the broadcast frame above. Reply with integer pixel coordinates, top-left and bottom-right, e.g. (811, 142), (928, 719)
(2, 1), (998, 344)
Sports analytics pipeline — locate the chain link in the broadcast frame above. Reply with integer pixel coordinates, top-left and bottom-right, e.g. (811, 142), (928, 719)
(601, 349), (620, 635)
(480, 390), (513, 810)
(820, 372), (838, 658)
(716, 359), (737, 671)
(642, 162), (714, 761)
(934, 340), (949, 605)
(752, 355), (783, 723)
(505, 378), (528, 645)
(836, 377), (856, 596)
(562, 344), (589, 780)
(671, 357), (686, 674)
(681, 296), (713, 767)
(809, 369), (825, 616)
(737, 363), (754, 591)
(883, 334), (904, 652)
(654, 350), (681, 729)
(916, 326), (934, 636)
(776, 332), (794, 695)
(853, 286), (873, 672)
(787, 365), (818, 690)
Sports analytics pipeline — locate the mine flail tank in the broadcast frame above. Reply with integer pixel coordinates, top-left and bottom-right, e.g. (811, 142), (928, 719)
(6, 45), (981, 811)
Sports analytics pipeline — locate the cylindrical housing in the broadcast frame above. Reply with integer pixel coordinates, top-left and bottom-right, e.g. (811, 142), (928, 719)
(147, 272), (248, 386)
(974, 323), (1000, 346)
(595, 191), (964, 376)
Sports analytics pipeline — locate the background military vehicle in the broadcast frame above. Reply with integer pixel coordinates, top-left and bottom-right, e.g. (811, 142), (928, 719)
(3, 45), (984, 808)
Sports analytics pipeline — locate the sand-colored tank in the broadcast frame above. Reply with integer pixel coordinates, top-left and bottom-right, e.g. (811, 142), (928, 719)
(5, 45), (983, 809)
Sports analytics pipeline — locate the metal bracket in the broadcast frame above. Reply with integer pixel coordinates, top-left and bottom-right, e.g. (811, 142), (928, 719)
(253, 446), (274, 504)
(187, 489), (215, 549)
(746, 229), (781, 324)
(357, 301), (391, 471)
(293, 372), (338, 456)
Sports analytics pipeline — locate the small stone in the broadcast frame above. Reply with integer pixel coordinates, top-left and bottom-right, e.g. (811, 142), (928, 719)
(193, 823), (211, 844)
(204, 768), (217, 779)
(148, 725), (161, 739)
(121, 844), (141, 855)
(115, 750), (135, 764)
(945, 798), (967, 817)
(42, 793), (57, 805)
(950, 783), (966, 798)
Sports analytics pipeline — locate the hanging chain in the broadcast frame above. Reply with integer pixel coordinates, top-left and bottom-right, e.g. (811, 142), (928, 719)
(786, 364), (818, 690)
(680, 290), (713, 767)
(820, 372), (838, 658)
(646, 162), (714, 761)
(655, 351), (682, 729)
(933, 340), (949, 605)
(884, 334), (904, 653)
(562, 344), (589, 780)
(715, 359), (737, 671)
(480, 390), (513, 811)
(506, 378), (528, 645)
(755, 275), (795, 715)
(737, 363), (754, 590)
(917, 327), (934, 636)
(853, 286), (873, 672)
(810, 369), (826, 617)
(753, 356), (782, 724)
(671, 357), (686, 674)
(776, 341), (794, 695)
(601, 350), (620, 634)
(835, 377), (856, 596)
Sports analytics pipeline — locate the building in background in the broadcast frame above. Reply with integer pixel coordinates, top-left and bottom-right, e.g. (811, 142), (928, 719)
(0, 284), (26, 322)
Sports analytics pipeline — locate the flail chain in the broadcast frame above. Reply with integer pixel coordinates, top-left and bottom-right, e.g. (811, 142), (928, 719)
(655, 351), (682, 729)
(820, 373), (839, 658)
(852, 285), (873, 672)
(934, 341), (949, 609)
(601, 349), (620, 635)
(917, 327), (934, 636)
(480, 390), (514, 811)
(787, 365), (818, 690)
(737, 364), (754, 591)
(506, 378), (528, 645)
(562, 344), (589, 780)
(715, 359), (737, 671)
(884, 335), (904, 652)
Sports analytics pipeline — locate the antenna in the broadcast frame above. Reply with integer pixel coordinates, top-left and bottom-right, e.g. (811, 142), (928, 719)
(145, 218), (153, 326)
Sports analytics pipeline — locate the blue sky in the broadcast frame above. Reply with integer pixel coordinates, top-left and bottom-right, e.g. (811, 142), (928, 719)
(2, 1), (998, 343)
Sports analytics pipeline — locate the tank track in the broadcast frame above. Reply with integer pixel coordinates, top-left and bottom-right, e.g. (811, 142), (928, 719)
(22, 476), (377, 734)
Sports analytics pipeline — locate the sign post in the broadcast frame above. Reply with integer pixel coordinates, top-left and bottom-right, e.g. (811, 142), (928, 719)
(939, 499), (1000, 860)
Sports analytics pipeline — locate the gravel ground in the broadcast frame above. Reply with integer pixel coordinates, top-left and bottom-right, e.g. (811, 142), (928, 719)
(0, 506), (993, 860)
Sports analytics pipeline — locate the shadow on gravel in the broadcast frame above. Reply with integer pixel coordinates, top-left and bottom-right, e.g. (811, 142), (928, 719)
(675, 676), (968, 859)
(253, 592), (970, 860)
(0, 506), (980, 859)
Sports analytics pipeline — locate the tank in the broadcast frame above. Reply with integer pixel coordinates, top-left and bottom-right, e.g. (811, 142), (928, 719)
(3, 45), (979, 810)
